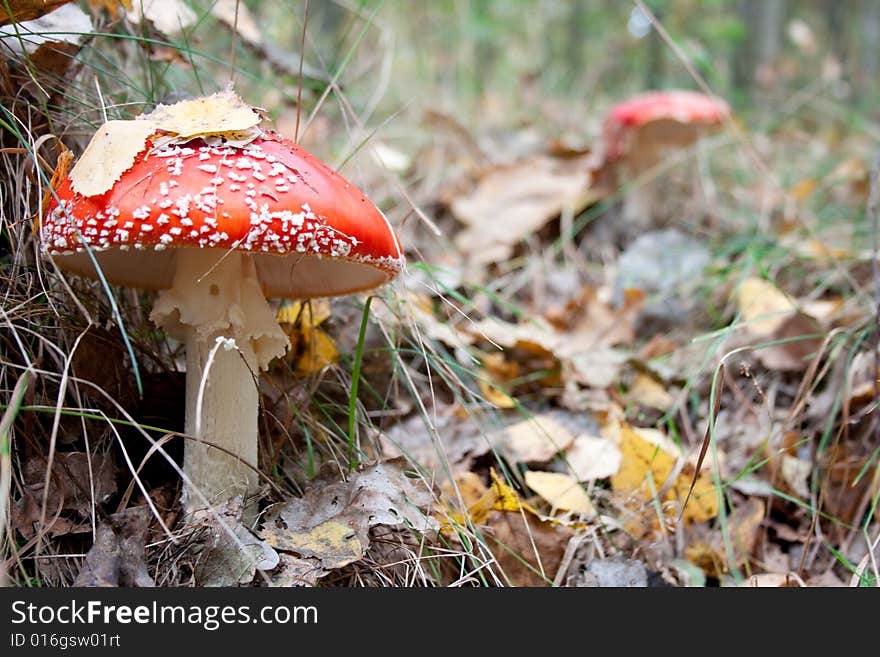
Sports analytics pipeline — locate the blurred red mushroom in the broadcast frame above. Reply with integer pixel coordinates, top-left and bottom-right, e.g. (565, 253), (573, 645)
(601, 90), (730, 225)
(42, 111), (403, 515)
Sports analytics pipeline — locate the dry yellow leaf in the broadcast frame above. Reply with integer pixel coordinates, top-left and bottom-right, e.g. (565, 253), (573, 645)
(611, 423), (718, 526)
(69, 120), (159, 197)
(563, 434), (622, 481)
(70, 91), (265, 198)
(452, 469), (539, 527)
(736, 277), (796, 337)
(261, 520), (361, 570)
(142, 89), (262, 140)
(628, 373), (675, 411)
(441, 472), (489, 511)
(790, 178), (816, 202)
(277, 299), (332, 328)
(489, 469), (529, 514)
(524, 470), (595, 515)
(478, 376), (516, 408)
(296, 328), (339, 376)
(502, 413), (576, 463)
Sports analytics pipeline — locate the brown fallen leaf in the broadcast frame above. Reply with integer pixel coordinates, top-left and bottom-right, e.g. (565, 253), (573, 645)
(13, 452), (118, 538)
(451, 155), (594, 265)
(73, 506), (154, 587)
(377, 404), (491, 478)
(260, 459), (438, 578)
(485, 510), (573, 587)
(0, 0), (71, 26)
(191, 498), (279, 587)
(685, 497), (765, 577)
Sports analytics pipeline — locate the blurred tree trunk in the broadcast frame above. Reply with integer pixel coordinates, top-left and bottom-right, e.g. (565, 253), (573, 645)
(733, 0), (786, 99)
(732, 0), (758, 93)
(859, 0), (880, 98)
(755, 0), (786, 73)
(471, 0), (496, 103)
(565, 0), (587, 86)
(825, 0), (848, 75)
(645, 7), (664, 90)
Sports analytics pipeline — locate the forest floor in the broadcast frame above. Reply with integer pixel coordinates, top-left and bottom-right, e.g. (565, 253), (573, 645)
(1, 1), (879, 588)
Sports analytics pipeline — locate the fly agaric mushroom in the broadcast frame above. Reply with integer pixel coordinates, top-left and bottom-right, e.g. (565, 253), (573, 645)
(41, 97), (403, 515)
(601, 90), (730, 224)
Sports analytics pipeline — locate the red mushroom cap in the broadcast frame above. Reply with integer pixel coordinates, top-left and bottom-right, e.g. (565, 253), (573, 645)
(602, 90), (730, 161)
(42, 131), (403, 297)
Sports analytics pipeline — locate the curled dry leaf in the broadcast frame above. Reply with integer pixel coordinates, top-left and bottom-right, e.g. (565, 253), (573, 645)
(191, 498), (279, 587)
(259, 459), (438, 579)
(0, 3), (92, 56)
(73, 506), (154, 587)
(12, 452), (118, 538)
(141, 90), (262, 141)
(0, 0), (72, 26)
(451, 155), (594, 265)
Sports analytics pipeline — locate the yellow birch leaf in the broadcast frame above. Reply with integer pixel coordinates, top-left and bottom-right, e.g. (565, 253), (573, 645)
(69, 120), (159, 197)
(524, 470), (595, 515)
(296, 328), (339, 375)
(299, 299), (332, 328)
(628, 373), (675, 411)
(611, 423), (718, 525)
(478, 376), (516, 408)
(142, 89), (262, 140)
(276, 300), (304, 326)
(502, 413), (576, 463)
(736, 277), (796, 337)
(260, 520), (361, 570)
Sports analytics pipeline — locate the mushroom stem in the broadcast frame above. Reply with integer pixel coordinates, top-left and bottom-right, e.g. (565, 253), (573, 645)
(150, 248), (289, 515)
(182, 327), (259, 512)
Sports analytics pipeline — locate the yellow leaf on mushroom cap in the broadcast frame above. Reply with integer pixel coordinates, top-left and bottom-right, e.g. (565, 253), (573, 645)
(141, 89), (262, 141)
(68, 120), (160, 197)
(68, 89), (265, 198)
